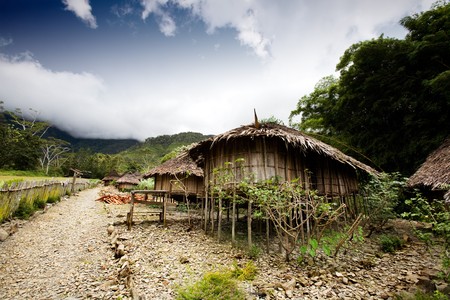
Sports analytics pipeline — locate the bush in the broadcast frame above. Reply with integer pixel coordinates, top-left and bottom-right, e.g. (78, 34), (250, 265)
(362, 172), (406, 236)
(136, 178), (154, 190)
(176, 271), (245, 300)
(14, 199), (35, 219)
(379, 234), (404, 253)
(176, 262), (257, 300)
(395, 290), (449, 300)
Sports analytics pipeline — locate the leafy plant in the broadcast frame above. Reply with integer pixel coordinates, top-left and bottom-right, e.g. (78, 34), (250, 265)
(402, 191), (450, 282)
(379, 234), (404, 253)
(176, 262), (256, 300)
(361, 172), (406, 236)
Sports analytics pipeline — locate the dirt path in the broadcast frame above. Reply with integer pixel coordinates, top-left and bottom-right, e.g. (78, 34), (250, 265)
(0, 186), (446, 300)
(0, 187), (118, 300)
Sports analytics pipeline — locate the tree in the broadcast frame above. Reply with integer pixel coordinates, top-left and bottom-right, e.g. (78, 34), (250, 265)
(290, 2), (450, 175)
(39, 138), (71, 174)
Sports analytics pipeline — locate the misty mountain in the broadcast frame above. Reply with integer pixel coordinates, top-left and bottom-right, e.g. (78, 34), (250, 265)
(44, 126), (140, 154)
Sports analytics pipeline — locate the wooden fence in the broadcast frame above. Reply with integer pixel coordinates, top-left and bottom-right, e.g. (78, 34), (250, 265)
(0, 179), (97, 222)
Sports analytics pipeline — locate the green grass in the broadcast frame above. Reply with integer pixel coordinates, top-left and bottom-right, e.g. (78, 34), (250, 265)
(176, 262), (257, 300)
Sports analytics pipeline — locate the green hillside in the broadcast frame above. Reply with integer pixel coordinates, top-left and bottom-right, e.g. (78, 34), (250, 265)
(116, 132), (212, 173)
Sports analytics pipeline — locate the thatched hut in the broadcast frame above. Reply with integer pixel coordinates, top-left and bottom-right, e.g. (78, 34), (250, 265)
(408, 138), (450, 202)
(189, 122), (377, 197)
(116, 172), (142, 191)
(102, 170), (121, 186)
(144, 150), (204, 201)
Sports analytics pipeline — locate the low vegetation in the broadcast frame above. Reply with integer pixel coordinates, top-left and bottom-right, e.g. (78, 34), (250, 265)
(176, 261), (257, 300)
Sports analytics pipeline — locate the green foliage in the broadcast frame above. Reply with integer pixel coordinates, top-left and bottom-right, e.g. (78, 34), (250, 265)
(247, 245), (261, 259)
(230, 261), (257, 281)
(289, 2), (450, 176)
(379, 234), (404, 253)
(402, 191), (450, 282)
(14, 199), (35, 219)
(362, 173), (406, 234)
(395, 289), (449, 300)
(299, 238), (319, 259)
(176, 262), (256, 300)
(136, 178), (154, 190)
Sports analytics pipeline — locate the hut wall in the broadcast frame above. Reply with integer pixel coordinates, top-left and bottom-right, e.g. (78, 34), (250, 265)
(154, 174), (204, 196)
(205, 137), (359, 196)
(117, 183), (137, 190)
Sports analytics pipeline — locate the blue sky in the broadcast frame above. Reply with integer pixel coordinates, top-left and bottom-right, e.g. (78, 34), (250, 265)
(0, 0), (435, 140)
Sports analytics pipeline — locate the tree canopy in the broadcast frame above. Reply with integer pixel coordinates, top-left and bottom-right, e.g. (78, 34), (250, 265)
(290, 1), (450, 175)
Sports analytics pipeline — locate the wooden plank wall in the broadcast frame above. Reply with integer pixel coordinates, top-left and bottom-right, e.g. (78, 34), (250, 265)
(154, 174), (204, 196)
(204, 137), (360, 197)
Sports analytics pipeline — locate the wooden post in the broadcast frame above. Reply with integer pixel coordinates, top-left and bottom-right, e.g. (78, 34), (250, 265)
(226, 199), (230, 222)
(232, 188), (236, 245)
(266, 217), (270, 253)
(247, 200), (252, 249)
(204, 189), (209, 232)
(127, 192), (135, 230)
(201, 196), (204, 228)
(210, 196), (215, 234)
(218, 196), (222, 241)
(163, 192), (167, 227)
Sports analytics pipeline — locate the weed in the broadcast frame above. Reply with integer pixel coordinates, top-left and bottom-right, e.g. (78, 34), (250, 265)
(247, 244), (261, 259)
(34, 198), (46, 209)
(395, 290), (449, 300)
(14, 200), (35, 219)
(176, 271), (245, 300)
(176, 262), (257, 299)
(379, 234), (404, 253)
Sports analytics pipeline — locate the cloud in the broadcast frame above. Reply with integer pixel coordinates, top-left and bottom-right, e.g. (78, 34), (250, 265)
(62, 0), (98, 29)
(0, 37), (13, 48)
(138, 0), (271, 58)
(140, 0), (177, 36)
(0, 52), (139, 139)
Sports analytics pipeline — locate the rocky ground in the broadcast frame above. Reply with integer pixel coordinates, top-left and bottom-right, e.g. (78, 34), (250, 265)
(0, 186), (447, 300)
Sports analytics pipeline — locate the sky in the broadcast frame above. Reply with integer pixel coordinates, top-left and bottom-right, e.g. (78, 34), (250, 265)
(0, 0), (436, 141)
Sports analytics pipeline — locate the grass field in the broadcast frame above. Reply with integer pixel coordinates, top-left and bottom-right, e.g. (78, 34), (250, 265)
(0, 170), (75, 186)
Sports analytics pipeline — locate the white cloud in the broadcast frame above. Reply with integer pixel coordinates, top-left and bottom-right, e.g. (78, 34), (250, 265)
(0, 37), (13, 48)
(0, 53), (140, 139)
(138, 0), (271, 58)
(62, 0), (98, 29)
(140, 0), (176, 36)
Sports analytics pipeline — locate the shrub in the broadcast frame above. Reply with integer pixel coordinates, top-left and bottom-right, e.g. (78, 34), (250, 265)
(14, 199), (35, 219)
(362, 172), (406, 236)
(176, 262), (257, 300)
(176, 271), (245, 300)
(379, 234), (404, 253)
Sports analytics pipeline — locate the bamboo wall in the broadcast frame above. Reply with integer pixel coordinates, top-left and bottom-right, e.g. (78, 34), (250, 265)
(153, 174), (204, 196)
(0, 179), (96, 222)
(204, 137), (360, 196)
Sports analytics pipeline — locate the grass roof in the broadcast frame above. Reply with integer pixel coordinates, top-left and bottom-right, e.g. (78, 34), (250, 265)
(408, 138), (450, 190)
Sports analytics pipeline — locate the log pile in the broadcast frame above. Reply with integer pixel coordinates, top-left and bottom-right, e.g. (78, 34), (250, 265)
(96, 193), (131, 204)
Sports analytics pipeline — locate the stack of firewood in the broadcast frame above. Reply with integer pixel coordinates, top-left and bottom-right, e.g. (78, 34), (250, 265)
(96, 193), (131, 204)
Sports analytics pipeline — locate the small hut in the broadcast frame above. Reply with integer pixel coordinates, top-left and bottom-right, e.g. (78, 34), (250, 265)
(144, 149), (204, 201)
(408, 138), (450, 202)
(116, 172), (142, 191)
(189, 122), (377, 198)
(102, 170), (121, 186)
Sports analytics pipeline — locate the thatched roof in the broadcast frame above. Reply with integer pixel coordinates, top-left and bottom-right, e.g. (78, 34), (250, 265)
(408, 138), (450, 190)
(144, 150), (204, 178)
(102, 170), (121, 181)
(190, 123), (378, 175)
(117, 172), (142, 185)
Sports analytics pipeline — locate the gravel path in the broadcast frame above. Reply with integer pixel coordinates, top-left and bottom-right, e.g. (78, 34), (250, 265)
(0, 186), (446, 300)
(0, 187), (118, 300)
